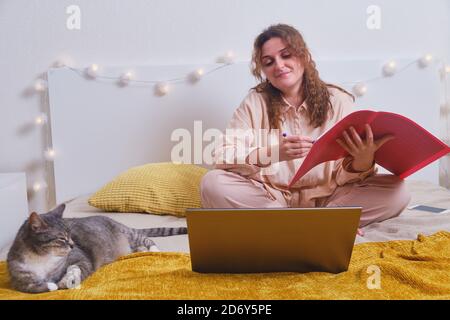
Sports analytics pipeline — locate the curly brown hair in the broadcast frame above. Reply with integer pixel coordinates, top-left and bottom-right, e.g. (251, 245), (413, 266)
(251, 24), (354, 129)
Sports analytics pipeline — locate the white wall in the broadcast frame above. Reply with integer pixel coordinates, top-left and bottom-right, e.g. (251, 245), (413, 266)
(1, 0), (449, 213)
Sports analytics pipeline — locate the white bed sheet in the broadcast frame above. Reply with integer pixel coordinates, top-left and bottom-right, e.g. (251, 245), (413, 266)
(356, 179), (450, 243)
(1, 180), (450, 260)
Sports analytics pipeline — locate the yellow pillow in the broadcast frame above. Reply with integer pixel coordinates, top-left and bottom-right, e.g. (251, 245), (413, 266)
(88, 163), (208, 217)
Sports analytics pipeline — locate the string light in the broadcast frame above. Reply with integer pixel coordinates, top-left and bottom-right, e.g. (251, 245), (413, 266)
(418, 54), (433, 68)
(119, 71), (134, 86)
(34, 79), (48, 92)
(53, 55), (74, 68)
(440, 102), (450, 117)
(445, 65), (450, 74)
(32, 182), (42, 192)
(382, 60), (397, 77)
(45, 55), (448, 115)
(189, 68), (205, 82)
(352, 83), (367, 97)
(223, 51), (236, 64)
(44, 148), (56, 161)
(32, 181), (48, 193)
(86, 64), (99, 78)
(66, 63), (231, 96)
(217, 51), (236, 64)
(154, 82), (170, 96)
(61, 54), (442, 98)
(53, 60), (66, 68)
(34, 113), (48, 126)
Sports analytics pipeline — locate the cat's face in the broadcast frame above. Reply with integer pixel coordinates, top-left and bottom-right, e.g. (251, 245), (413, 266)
(27, 205), (74, 256)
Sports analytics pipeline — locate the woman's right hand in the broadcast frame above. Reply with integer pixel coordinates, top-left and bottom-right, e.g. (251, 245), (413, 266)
(279, 134), (314, 162)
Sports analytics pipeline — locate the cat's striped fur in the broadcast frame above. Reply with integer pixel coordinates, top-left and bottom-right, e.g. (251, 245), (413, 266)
(7, 204), (187, 293)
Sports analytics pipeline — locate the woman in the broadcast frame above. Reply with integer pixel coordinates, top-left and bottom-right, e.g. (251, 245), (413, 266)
(200, 24), (410, 230)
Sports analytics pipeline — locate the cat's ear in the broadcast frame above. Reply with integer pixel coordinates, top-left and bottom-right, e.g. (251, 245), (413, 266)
(47, 204), (66, 219)
(28, 212), (48, 232)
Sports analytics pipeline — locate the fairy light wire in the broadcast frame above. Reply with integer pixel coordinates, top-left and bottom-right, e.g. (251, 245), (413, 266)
(66, 63), (231, 85)
(339, 59), (419, 86)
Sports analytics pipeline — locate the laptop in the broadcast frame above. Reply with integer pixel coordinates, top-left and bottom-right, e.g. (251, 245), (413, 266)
(186, 207), (361, 274)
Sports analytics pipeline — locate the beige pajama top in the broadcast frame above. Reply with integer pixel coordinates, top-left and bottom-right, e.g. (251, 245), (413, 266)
(213, 87), (377, 207)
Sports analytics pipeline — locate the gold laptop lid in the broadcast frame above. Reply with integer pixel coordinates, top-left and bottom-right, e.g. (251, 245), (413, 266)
(186, 207), (361, 274)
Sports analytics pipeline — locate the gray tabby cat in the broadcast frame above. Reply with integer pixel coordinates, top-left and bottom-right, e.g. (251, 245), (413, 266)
(7, 204), (187, 293)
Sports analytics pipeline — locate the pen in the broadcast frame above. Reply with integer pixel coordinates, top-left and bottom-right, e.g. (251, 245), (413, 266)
(283, 132), (316, 144)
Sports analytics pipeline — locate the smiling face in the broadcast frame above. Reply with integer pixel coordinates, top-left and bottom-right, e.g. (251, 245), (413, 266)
(260, 37), (305, 96)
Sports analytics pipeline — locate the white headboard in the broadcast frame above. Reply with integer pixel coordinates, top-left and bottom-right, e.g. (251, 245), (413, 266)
(47, 60), (441, 203)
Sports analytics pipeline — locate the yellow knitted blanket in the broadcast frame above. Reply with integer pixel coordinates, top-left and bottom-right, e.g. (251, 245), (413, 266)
(1, 232), (449, 300)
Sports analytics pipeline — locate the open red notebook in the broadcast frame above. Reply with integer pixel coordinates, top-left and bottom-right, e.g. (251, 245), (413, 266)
(288, 110), (450, 188)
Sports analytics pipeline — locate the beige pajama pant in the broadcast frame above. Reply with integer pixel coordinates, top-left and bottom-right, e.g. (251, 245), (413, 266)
(200, 169), (411, 227)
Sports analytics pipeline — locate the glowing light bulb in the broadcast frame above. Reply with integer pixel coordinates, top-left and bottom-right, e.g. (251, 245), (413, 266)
(195, 68), (204, 78)
(440, 102), (450, 117)
(189, 68), (204, 83)
(382, 61), (397, 77)
(218, 51), (236, 64)
(33, 181), (48, 192)
(445, 65), (450, 74)
(34, 79), (48, 92)
(86, 64), (99, 78)
(35, 113), (48, 126)
(53, 55), (74, 68)
(418, 54), (433, 68)
(119, 71), (133, 86)
(44, 148), (56, 161)
(53, 60), (66, 68)
(225, 50), (236, 64)
(439, 65), (450, 78)
(352, 83), (367, 97)
(155, 82), (170, 96)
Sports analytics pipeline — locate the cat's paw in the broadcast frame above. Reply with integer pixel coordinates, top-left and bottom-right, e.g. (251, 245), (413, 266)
(47, 282), (58, 291)
(58, 265), (82, 289)
(149, 245), (160, 252)
(67, 265), (81, 277)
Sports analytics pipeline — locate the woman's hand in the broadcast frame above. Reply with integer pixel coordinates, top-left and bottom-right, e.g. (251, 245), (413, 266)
(279, 134), (314, 162)
(245, 134), (313, 166)
(336, 124), (394, 172)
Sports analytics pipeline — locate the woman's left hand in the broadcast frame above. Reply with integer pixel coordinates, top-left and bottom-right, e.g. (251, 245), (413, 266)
(336, 124), (394, 172)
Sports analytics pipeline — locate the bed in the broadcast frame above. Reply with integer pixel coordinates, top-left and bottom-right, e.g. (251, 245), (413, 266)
(1, 181), (449, 299)
(1, 61), (449, 299)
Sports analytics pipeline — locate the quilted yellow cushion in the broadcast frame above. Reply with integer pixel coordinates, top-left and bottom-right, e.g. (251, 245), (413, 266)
(88, 163), (208, 216)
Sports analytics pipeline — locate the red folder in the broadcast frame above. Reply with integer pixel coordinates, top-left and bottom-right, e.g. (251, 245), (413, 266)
(288, 110), (450, 188)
